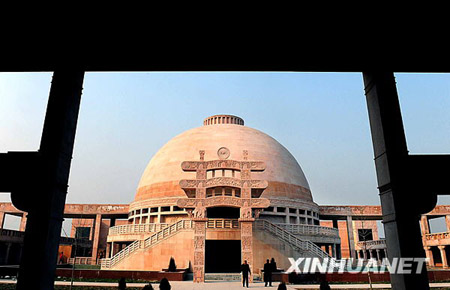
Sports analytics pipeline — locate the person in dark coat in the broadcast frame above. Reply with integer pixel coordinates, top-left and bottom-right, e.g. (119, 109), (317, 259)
(319, 280), (331, 290)
(264, 259), (273, 287)
(277, 282), (287, 290)
(118, 277), (126, 290)
(159, 277), (171, 290)
(270, 257), (277, 272)
(240, 260), (251, 288)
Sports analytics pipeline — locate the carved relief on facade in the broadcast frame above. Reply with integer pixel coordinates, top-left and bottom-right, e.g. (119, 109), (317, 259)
(241, 236), (252, 250)
(217, 147), (230, 160)
(194, 221), (206, 235)
(186, 208), (193, 218)
(177, 199), (197, 208)
(193, 266), (204, 283)
(253, 209), (262, 218)
(249, 198), (270, 208)
(196, 169), (206, 180)
(195, 188), (206, 199)
(179, 179), (200, 189)
(193, 204), (206, 219)
(194, 236), (204, 249)
(206, 177), (241, 188)
(177, 196), (270, 211)
(181, 178), (268, 189)
(241, 188), (251, 199)
(241, 170), (250, 179)
(240, 222), (253, 236)
(182, 158), (265, 172)
(194, 252), (204, 265)
(241, 202), (252, 219)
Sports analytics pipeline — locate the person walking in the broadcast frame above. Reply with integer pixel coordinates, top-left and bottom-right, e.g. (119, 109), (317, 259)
(264, 259), (273, 287)
(240, 260), (251, 288)
(270, 257), (277, 273)
(58, 252), (64, 264)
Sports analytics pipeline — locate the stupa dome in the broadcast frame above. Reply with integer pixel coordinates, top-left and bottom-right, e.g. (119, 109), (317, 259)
(130, 115), (317, 216)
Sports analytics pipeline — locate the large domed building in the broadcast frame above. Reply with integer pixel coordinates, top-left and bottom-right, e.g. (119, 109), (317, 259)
(102, 115), (340, 282)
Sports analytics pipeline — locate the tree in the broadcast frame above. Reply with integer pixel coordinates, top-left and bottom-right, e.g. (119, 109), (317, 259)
(168, 257), (177, 272)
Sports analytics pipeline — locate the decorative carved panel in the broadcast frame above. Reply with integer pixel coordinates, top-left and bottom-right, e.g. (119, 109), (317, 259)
(181, 160), (266, 171)
(180, 178), (268, 189)
(177, 196), (270, 209)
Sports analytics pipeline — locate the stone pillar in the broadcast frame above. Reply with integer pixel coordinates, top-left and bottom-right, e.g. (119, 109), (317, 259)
(91, 214), (102, 265)
(446, 216), (450, 233)
(105, 243), (111, 259)
(0, 212), (5, 229)
(376, 249), (381, 261)
(193, 219), (207, 283)
(336, 244), (342, 259)
(240, 158), (254, 283)
(332, 219), (338, 229)
(346, 216), (356, 260)
(424, 247), (434, 267)
(19, 213), (27, 232)
(5, 243), (12, 265)
(420, 216), (430, 235)
(369, 250), (373, 259)
(332, 244), (337, 258)
(240, 219), (254, 283)
(439, 246), (448, 268)
(110, 242), (115, 257)
(363, 250), (367, 260)
(192, 161), (207, 283)
(383, 248), (388, 259)
(325, 245), (330, 256)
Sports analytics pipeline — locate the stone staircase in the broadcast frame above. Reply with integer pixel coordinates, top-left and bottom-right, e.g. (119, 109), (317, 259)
(100, 219), (193, 269)
(255, 219), (331, 259)
(101, 218), (330, 270)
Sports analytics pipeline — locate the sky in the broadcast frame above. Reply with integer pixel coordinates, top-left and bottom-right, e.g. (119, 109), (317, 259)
(1, 72), (449, 233)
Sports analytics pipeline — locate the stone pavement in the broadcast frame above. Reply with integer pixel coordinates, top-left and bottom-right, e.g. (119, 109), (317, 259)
(2, 279), (450, 289)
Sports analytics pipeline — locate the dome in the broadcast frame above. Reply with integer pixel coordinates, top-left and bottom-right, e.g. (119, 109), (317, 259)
(131, 115), (315, 211)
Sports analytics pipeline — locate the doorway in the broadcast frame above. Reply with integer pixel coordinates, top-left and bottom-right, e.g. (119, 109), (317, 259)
(205, 240), (241, 273)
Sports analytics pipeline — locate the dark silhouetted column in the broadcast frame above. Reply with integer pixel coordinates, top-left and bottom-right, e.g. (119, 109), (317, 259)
(13, 70), (84, 290)
(363, 72), (435, 290)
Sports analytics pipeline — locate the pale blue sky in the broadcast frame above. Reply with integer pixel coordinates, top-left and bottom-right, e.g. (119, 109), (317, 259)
(1, 72), (449, 233)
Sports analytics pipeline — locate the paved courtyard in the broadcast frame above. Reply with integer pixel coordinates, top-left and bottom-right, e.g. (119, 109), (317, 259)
(3, 279), (450, 289)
